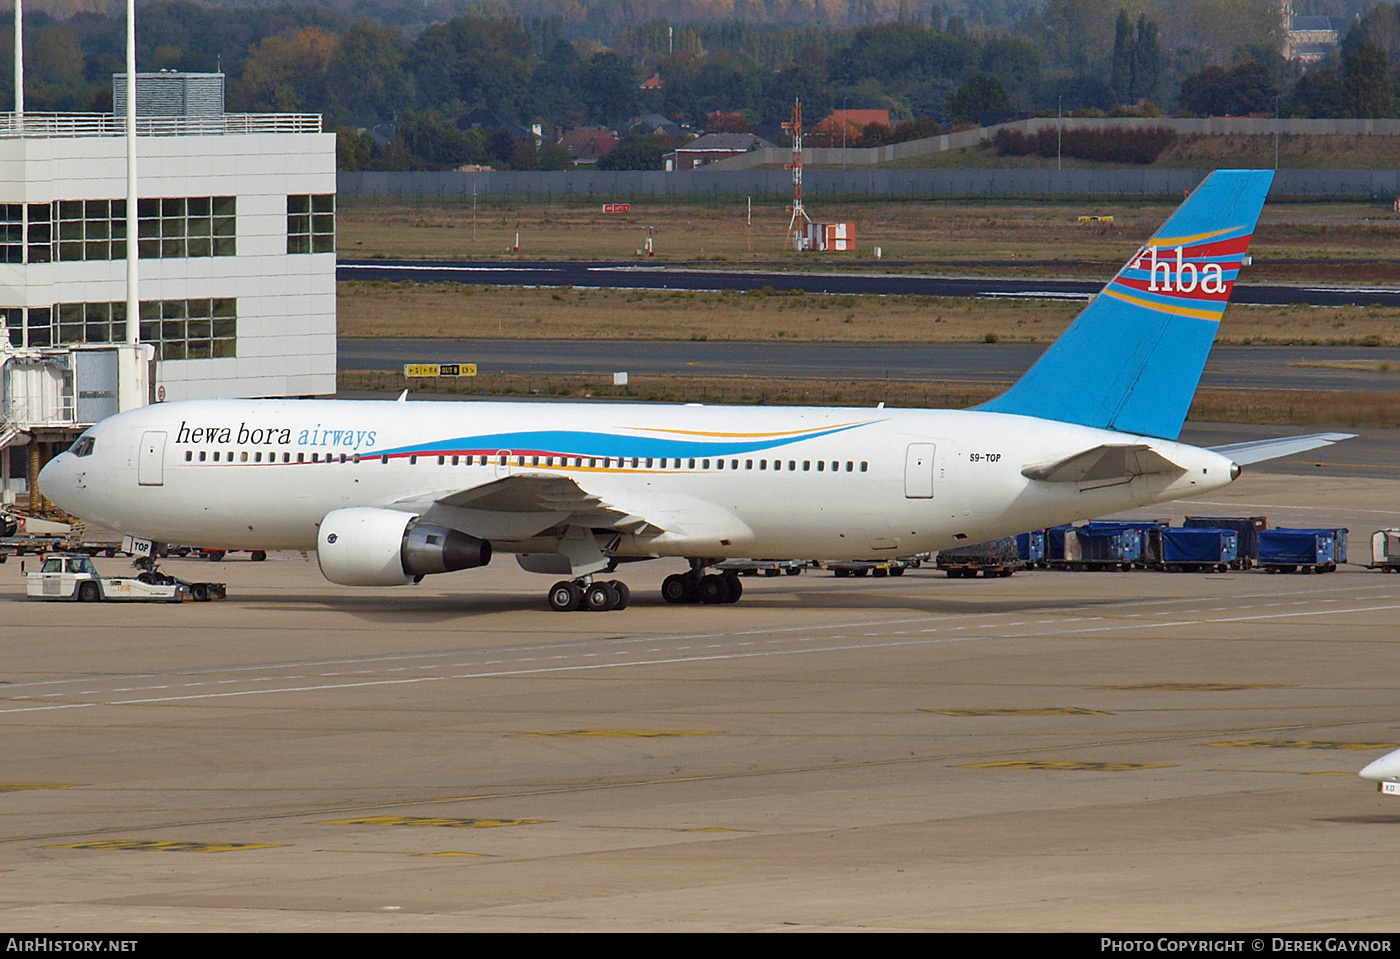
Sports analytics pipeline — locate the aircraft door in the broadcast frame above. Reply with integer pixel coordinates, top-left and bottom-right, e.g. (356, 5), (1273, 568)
(904, 443), (936, 498)
(495, 449), (512, 479)
(138, 431), (167, 486)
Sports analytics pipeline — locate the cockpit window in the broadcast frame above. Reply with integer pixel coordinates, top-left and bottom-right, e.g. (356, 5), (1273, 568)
(70, 436), (95, 457)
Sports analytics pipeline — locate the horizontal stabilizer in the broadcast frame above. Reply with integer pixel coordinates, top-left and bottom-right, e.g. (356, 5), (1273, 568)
(1022, 444), (1185, 484)
(1208, 432), (1356, 465)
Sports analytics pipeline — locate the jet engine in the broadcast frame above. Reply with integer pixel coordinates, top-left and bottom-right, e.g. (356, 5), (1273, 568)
(317, 507), (491, 586)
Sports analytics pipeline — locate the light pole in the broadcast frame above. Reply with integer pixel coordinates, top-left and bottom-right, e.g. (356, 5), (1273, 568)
(1057, 95), (1063, 172)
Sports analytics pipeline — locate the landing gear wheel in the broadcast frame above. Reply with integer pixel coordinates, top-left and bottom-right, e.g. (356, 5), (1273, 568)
(698, 574), (728, 604)
(662, 573), (695, 605)
(610, 580), (630, 610)
(548, 580), (583, 612)
(585, 581), (618, 612)
(722, 571), (743, 604)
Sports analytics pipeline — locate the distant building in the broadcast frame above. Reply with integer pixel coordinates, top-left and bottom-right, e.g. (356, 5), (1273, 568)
(665, 132), (773, 171)
(630, 114), (682, 139)
(2, 72), (334, 506)
(1281, 0), (1343, 64)
(558, 128), (620, 165)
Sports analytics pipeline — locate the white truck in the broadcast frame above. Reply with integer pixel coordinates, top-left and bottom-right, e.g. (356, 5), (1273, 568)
(25, 554), (225, 602)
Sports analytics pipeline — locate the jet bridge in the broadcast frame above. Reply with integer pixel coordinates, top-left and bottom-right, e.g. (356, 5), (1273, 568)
(1, 341), (148, 512)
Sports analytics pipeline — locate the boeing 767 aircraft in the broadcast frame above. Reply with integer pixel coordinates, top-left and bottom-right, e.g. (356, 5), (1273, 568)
(39, 170), (1352, 611)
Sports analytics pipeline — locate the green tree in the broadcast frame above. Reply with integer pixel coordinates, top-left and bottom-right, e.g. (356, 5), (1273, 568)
(597, 134), (670, 170)
(329, 22), (411, 127)
(1344, 42), (1395, 117)
(946, 72), (1012, 123)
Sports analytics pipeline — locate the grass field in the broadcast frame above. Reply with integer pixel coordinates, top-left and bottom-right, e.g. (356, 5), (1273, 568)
(338, 195), (1400, 283)
(339, 282), (1400, 347)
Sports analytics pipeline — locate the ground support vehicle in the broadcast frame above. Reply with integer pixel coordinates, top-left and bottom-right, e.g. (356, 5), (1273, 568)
(1160, 527), (1239, 572)
(937, 537), (1019, 578)
(1184, 515), (1267, 569)
(715, 559), (808, 577)
(1258, 528), (1346, 573)
(825, 558), (916, 578)
(1360, 529), (1400, 572)
(24, 554), (226, 602)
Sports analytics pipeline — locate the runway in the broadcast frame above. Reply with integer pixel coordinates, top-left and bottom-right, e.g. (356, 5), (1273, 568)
(2, 471), (1399, 930)
(339, 258), (1400, 308)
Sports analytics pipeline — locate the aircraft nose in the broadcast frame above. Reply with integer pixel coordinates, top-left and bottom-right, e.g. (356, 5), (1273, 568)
(1359, 747), (1400, 782)
(38, 453), (77, 509)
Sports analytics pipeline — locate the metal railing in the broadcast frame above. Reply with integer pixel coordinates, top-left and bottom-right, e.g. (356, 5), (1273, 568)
(0, 113), (322, 137)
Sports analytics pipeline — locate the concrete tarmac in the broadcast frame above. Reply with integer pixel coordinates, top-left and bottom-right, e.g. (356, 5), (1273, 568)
(2, 473), (1399, 931)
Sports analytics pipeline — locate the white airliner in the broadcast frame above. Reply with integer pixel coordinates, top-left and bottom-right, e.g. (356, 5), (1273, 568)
(39, 170), (1352, 611)
(1361, 747), (1400, 796)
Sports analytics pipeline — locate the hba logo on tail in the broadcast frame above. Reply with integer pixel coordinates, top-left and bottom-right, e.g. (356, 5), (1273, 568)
(1134, 244), (1228, 294)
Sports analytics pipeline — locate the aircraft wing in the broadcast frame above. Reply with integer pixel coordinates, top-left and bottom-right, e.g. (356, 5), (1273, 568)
(387, 473), (665, 541)
(1022, 444), (1186, 486)
(1208, 432), (1356, 465)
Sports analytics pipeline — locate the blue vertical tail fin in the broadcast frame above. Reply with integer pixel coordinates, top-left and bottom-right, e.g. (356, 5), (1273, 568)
(978, 169), (1273, 440)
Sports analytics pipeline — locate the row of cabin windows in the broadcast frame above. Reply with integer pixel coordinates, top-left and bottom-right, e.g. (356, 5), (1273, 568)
(183, 449), (870, 472)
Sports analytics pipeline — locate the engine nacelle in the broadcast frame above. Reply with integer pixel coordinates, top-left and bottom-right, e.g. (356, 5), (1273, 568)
(317, 507), (491, 586)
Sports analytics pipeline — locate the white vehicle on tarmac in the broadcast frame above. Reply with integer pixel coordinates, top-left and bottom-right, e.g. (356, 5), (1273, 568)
(25, 554), (223, 602)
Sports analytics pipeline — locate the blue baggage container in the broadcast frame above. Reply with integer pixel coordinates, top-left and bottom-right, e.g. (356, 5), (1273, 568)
(1161, 527), (1238, 571)
(1258, 528), (1338, 571)
(1045, 525), (1076, 562)
(1184, 515), (1267, 565)
(1016, 530), (1046, 565)
(1086, 520), (1167, 565)
(1075, 526), (1143, 568)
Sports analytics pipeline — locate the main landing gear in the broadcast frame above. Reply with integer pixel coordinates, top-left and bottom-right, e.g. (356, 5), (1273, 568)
(661, 565), (743, 605)
(548, 577), (631, 612)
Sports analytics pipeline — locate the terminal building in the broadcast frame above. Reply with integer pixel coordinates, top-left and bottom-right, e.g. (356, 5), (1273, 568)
(1, 72), (336, 509)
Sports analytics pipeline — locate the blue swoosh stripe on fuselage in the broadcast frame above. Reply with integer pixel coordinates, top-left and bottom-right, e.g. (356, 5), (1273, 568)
(366, 423), (875, 460)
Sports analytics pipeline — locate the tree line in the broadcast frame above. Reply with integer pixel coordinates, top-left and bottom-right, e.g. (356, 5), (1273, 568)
(0, 0), (1398, 171)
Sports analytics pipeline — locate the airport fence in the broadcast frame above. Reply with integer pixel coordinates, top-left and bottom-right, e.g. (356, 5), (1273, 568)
(338, 168), (1400, 201)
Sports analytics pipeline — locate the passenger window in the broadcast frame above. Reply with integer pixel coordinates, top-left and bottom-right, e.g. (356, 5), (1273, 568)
(185, 451), (192, 462)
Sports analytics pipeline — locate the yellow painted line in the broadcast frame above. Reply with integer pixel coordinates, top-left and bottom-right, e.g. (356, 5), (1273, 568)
(1205, 740), (1400, 751)
(1096, 683), (1291, 692)
(416, 851), (491, 857)
(0, 783), (76, 793)
(519, 729), (716, 739)
(48, 840), (284, 853)
(320, 816), (549, 828)
(922, 707), (1113, 717)
(959, 761), (1175, 772)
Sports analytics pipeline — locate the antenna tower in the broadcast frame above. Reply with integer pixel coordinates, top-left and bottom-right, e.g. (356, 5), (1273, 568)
(783, 98), (812, 251)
